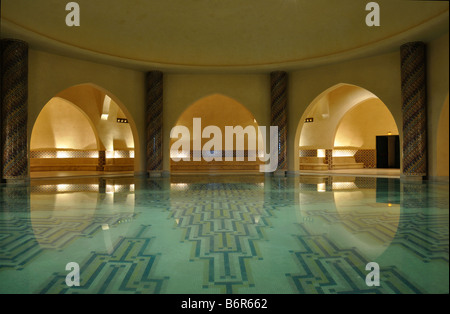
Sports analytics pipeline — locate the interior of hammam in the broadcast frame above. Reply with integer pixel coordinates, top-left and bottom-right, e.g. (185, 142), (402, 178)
(1, 0), (448, 180)
(0, 0), (448, 295)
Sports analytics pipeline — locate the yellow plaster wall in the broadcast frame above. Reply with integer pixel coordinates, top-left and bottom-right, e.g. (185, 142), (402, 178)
(172, 94), (262, 149)
(30, 97), (98, 150)
(334, 98), (399, 149)
(25, 32), (448, 176)
(298, 84), (395, 149)
(436, 95), (449, 177)
(163, 74), (271, 171)
(427, 33), (449, 179)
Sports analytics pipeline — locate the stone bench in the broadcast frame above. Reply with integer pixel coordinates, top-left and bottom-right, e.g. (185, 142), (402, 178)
(104, 158), (134, 171)
(332, 156), (364, 169)
(171, 160), (263, 172)
(299, 157), (328, 170)
(30, 158), (99, 171)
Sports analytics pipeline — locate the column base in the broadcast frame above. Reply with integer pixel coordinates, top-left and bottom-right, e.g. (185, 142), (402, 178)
(273, 170), (287, 177)
(400, 174), (427, 181)
(134, 171), (148, 177)
(427, 176), (449, 183)
(148, 170), (170, 178)
(1, 177), (30, 185)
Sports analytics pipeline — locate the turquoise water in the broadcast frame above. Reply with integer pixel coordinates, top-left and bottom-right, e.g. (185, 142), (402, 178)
(0, 175), (448, 294)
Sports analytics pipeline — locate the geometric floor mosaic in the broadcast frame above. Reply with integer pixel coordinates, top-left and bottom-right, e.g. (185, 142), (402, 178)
(0, 212), (135, 272)
(0, 176), (448, 294)
(169, 185), (273, 293)
(287, 223), (425, 293)
(39, 225), (169, 294)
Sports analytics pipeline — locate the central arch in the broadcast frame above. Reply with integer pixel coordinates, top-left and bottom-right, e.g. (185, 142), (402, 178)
(169, 94), (265, 173)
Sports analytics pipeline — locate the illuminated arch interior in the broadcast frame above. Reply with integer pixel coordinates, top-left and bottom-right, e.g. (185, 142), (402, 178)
(30, 84), (137, 173)
(170, 94), (264, 173)
(296, 84), (399, 170)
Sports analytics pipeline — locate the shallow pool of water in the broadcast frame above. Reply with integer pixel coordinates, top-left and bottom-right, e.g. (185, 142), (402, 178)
(0, 175), (448, 294)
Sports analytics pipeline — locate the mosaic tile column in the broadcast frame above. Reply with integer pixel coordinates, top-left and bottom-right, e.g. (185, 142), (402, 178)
(0, 38), (3, 179)
(270, 71), (288, 174)
(146, 71), (164, 176)
(401, 42), (427, 178)
(97, 150), (106, 171)
(1, 39), (29, 181)
(325, 149), (333, 170)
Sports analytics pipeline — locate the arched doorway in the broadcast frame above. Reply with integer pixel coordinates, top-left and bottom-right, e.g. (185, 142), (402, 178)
(169, 94), (265, 173)
(294, 84), (400, 174)
(30, 84), (138, 177)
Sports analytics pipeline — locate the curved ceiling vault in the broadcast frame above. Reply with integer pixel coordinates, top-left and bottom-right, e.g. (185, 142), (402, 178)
(1, 0), (449, 73)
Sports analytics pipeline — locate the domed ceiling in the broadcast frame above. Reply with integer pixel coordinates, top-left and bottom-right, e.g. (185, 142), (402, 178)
(1, 0), (448, 72)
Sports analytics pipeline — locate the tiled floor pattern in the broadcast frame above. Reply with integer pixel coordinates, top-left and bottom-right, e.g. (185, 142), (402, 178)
(0, 177), (448, 294)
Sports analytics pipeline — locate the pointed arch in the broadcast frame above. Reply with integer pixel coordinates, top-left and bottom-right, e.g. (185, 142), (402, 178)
(169, 93), (264, 173)
(294, 83), (400, 171)
(29, 83), (140, 174)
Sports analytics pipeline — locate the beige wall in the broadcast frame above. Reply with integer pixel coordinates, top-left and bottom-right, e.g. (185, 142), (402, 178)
(163, 74), (271, 171)
(427, 33), (449, 179)
(30, 97), (98, 151)
(172, 94), (263, 150)
(25, 32), (448, 177)
(334, 98), (399, 149)
(436, 95), (449, 177)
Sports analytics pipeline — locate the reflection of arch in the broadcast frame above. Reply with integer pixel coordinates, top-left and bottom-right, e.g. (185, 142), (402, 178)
(296, 177), (399, 261)
(30, 83), (139, 173)
(436, 94), (449, 177)
(332, 188), (400, 261)
(170, 94), (264, 173)
(30, 178), (136, 250)
(294, 83), (399, 170)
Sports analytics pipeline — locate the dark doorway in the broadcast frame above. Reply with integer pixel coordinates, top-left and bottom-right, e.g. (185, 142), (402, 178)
(376, 135), (400, 168)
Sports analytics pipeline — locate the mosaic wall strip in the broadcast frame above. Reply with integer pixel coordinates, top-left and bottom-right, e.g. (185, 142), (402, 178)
(30, 151), (99, 159)
(112, 150), (134, 158)
(30, 150), (134, 159)
(299, 150), (317, 158)
(355, 150), (377, 168)
(180, 150), (265, 159)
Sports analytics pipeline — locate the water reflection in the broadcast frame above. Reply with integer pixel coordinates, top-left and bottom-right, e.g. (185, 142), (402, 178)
(296, 176), (401, 261)
(28, 178), (136, 252)
(0, 175), (447, 294)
